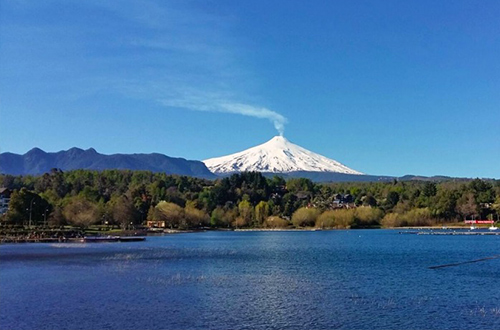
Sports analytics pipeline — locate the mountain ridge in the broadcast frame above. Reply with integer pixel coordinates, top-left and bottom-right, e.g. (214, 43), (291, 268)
(0, 148), (215, 178)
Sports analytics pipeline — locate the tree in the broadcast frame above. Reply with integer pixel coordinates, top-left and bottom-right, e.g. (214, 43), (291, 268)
(223, 207), (238, 227)
(362, 195), (377, 207)
(291, 207), (319, 228)
(155, 201), (184, 229)
(4, 189), (27, 225)
(268, 176), (286, 191)
(330, 209), (355, 228)
(254, 201), (270, 226)
(147, 205), (157, 221)
(492, 197), (500, 221)
(48, 206), (66, 227)
(184, 206), (209, 228)
(456, 193), (478, 220)
(264, 216), (289, 228)
(382, 191), (400, 211)
(282, 192), (299, 217)
(210, 207), (225, 227)
(237, 200), (253, 227)
(381, 213), (402, 228)
(317, 210), (336, 228)
(63, 196), (99, 228)
(387, 191), (400, 206)
(286, 178), (314, 194)
(422, 182), (437, 198)
(403, 208), (434, 226)
(5, 188), (50, 226)
(111, 195), (137, 229)
(353, 207), (383, 227)
(431, 189), (458, 220)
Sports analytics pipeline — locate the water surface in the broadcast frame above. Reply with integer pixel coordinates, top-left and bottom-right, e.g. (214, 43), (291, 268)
(1, 230), (499, 329)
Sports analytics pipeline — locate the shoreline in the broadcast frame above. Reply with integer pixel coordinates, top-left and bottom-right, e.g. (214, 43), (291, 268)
(1, 225), (495, 244)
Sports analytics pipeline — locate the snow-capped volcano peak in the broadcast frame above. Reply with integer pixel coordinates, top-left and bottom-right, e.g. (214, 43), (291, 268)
(203, 136), (362, 175)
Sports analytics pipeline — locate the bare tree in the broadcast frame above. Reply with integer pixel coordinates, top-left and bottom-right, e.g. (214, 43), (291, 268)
(456, 193), (478, 219)
(63, 197), (99, 228)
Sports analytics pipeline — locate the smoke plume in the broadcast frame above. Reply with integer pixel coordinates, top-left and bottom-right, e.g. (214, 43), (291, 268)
(162, 98), (287, 136)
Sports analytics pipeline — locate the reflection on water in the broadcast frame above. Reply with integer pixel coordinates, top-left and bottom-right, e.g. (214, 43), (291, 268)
(1, 230), (499, 330)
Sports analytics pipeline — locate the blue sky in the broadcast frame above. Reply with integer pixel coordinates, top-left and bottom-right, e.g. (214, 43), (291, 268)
(1, 0), (499, 178)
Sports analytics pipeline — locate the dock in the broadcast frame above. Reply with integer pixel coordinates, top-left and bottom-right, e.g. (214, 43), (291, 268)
(1, 236), (146, 244)
(80, 236), (146, 243)
(400, 230), (500, 236)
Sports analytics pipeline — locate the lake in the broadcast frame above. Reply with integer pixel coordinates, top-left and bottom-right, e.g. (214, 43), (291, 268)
(1, 230), (499, 330)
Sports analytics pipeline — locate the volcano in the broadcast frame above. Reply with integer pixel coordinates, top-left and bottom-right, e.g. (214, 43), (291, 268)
(203, 136), (362, 175)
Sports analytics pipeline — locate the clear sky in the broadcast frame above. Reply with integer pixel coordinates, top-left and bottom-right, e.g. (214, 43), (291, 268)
(1, 0), (499, 178)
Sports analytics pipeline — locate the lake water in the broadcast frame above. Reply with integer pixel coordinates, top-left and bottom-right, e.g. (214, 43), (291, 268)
(1, 230), (499, 330)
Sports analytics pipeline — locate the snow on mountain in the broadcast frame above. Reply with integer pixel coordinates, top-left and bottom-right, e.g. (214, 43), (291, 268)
(203, 136), (363, 175)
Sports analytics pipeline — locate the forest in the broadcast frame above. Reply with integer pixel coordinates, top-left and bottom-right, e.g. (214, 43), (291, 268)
(1, 169), (499, 229)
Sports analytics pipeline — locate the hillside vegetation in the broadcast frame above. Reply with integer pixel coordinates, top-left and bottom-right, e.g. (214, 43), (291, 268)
(1, 169), (499, 229)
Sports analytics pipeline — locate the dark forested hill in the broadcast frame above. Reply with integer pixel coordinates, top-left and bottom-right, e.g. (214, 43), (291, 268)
(0, 147), (215, 178)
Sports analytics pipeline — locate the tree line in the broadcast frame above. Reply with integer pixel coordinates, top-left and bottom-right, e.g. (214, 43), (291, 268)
(1, 169), (499, 229)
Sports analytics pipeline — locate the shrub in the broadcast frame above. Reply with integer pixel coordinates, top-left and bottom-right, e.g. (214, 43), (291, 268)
(232, 216), (247, 228)
(381, 213), (402, 228)
(264, 216), (289, 229)
(316, 209), (356, 229)
(404, 208), (434, 226)
(332, 209), (356, 228)
(292, 207), (320, 228)
(184, 206), (209, 228)
(316, 210), (336, 228)
(381, 208), (435, 227)
(354, 207), (384, 227)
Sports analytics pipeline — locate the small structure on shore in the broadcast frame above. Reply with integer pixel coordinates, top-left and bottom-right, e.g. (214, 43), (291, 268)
(146, 220), (166, 228)
(0, 188), (11, 215)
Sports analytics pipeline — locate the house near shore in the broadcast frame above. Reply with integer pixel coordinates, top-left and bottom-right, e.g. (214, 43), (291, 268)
(331, 193), (355, 209)
(0, 188), (11, 215)
(146, 220), (166, 228)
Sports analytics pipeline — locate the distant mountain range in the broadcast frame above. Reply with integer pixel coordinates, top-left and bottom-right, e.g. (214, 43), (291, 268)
(0, 147), (215, 178)
(0, 145), (465, 182)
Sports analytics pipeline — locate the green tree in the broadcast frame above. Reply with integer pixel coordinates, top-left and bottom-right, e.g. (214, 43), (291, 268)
(237, 200), (253, 227)
(156, 201), (184, 229)
(422, 182), (437, 198)
(362, 195), (377, 207)
(282, 192), (299, 217)
(431, 189), (458, 220)
(210, 207), (225, 227)
(286, 178), (314, 194)
(382, 191), (400, 211)
(254, 201), (270, 226)
(184, 206), (209, 228)
(111, 195), (137, 229)
(5, 188), (50, 226)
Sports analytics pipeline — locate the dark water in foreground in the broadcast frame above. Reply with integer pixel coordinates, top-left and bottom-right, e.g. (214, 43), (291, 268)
(1, 230), (499, 330)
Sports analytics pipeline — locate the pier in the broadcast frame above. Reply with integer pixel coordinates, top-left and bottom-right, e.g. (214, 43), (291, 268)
(1, 236), (146, 244)
(400, 230), (500, 236)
